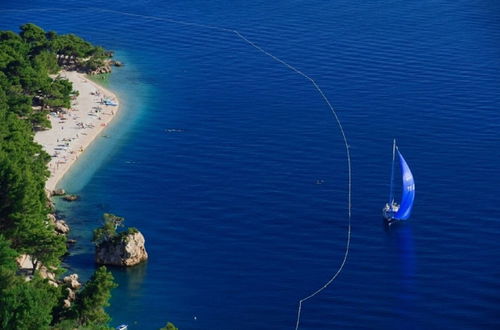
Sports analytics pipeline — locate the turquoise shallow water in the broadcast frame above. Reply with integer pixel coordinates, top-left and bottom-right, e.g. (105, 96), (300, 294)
(1, 1), (500, 329)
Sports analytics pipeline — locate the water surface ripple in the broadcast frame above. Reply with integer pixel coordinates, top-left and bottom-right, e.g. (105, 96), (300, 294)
(1, 0), (499, 329)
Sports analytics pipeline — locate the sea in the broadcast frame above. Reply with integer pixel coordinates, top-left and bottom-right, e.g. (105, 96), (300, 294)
(1, 1), (499, 329)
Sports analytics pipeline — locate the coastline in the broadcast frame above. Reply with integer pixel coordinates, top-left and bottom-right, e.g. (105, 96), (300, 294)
(35, 70), (120, 192)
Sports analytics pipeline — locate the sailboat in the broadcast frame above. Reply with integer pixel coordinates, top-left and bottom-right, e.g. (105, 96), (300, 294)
(383, 139), (415, 224)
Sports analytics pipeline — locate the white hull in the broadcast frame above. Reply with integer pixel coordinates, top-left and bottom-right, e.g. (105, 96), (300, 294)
(382, 202), (399, 221)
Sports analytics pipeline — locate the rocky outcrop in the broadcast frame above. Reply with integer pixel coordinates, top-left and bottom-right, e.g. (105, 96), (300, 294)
(62, 274), (81, 308)
(63, 194), (79, 201)
(89, 64), (112, 75)
(16, 254), (33, 273)
(48, 213), (57, 225)
(48, 199), (55, 213)
(63, 273), (82, 290)
(95, 231), (148, 267)
(39, 265), (56, 281)
(54, 219), (70, 235)
(40, 265), (59, 287)
(87, 58), (124, 75)
(63, 294), (72, 308)
(48, 213), (71, 236)
(45, 189), (56, 212)
(52, 188), (65, 196)
(109, 60), (124, 67)
(16, 254), (58, 286)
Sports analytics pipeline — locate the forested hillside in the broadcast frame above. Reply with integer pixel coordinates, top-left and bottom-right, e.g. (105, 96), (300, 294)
(0, 23), (116, 329)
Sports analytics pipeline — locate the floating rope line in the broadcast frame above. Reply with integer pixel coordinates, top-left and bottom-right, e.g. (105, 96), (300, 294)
(231, 30), (353, 328)
(0, 8), (352, 328)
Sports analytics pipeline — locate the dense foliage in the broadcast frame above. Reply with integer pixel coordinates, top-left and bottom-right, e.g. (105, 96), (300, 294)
(0, 23), (108, 130)
(160, 322), (179, 330)
(93, 213), (139, 246)
(0, 24), (116, 329)
(0, 24), (175, 330)
(0, 273), (60, 329)
(61, 266), (118, 328)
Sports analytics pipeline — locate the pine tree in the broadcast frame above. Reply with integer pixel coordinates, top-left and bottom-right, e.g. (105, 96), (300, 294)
(160, 322), (179, 330)
(0, 276), (60, 329)
(72, 266), (117, 327)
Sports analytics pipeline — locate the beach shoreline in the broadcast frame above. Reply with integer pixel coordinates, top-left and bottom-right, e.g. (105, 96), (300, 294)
(34, 70), (120, 192)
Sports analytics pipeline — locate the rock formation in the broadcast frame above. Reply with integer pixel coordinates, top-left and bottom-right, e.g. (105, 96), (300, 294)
(48, 213), (57, 225)
(52, 188), (65, 196)
(63, 273), (82, 290)
(54, 219), (70, 235)
(95, 231), (148, 267)
(109, 60), (124, 67)
(16, 254), (59, 287)
(63, 194), (79, 201)
(62, 274), (81, 308)
(88, 63), (112, 75)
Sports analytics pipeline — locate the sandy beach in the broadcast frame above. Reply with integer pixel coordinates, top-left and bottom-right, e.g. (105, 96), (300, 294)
(35, 71), (120, 192)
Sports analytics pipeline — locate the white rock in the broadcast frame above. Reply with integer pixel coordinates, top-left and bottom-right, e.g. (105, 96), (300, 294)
(54, 220), (70, 234)
(95, 231), (148, 267)
(63, 273), (81, 289)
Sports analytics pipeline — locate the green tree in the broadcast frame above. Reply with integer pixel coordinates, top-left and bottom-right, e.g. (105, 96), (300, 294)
(20, 23), (47, 45)
(0, 235), (17, 291)
(93, 213), (125, 245)
(0, 275), (60, 330)
(27, 228), (67, 273)
(6, 92), (32, 117)
(30, 109), (51, 130)
(33, 50), (59, 74)
(71, 266), (117, 327)
(0, 77), (63, 266)
(160, 322), (179, 330)
(49, 33), (101, 58)
(20, 23), (49, 57)
(40, 77), (73, 110)
(0, 24), (118, 329)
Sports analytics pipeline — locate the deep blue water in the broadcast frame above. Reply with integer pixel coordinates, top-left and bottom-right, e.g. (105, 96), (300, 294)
(1, 1), (500, 329)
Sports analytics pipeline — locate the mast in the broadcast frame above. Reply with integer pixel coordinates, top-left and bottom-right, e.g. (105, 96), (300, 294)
(388, 139), (396, 205)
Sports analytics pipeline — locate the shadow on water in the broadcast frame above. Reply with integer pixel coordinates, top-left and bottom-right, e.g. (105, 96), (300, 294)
(384, 221), (417, 329)
(107, 262), (149, 327)
(109, 261), (148, 293)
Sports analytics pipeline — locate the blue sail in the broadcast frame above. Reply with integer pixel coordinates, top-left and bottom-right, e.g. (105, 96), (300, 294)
(394, 150), (415, 220)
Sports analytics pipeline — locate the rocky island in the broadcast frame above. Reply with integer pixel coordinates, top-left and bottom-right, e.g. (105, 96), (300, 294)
(93, 213), (148, 267)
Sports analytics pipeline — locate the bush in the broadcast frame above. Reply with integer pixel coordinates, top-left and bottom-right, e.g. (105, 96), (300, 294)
(93, 214), (139, 246)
